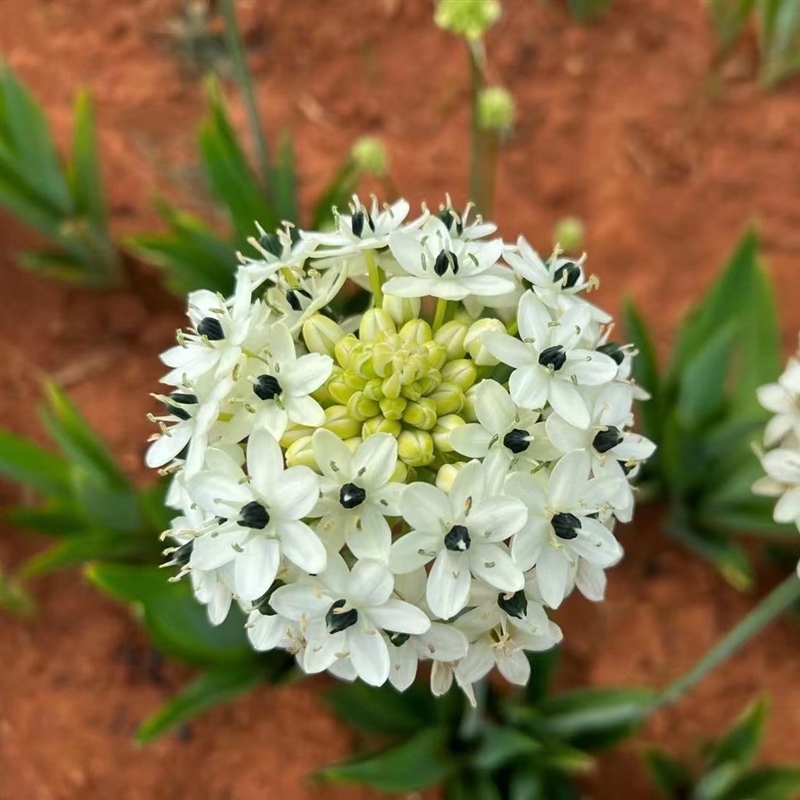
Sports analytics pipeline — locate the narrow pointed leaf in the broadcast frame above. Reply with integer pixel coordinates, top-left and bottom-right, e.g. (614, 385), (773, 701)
(0, 429), (71, 498)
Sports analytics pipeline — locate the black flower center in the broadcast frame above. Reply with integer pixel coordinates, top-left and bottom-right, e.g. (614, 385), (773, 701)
(252, 580), (284, 615)
(444, 524), (471, 552)
(503, 428), (530, 454)
(258, 232), (282, 257)
(253, 374), (283, 401)
(339, 483), (367, 509)
(286, 287), (312, 312)
(593, 425), (623, 454)
(351, 210), (375, 238)
(497, 589), (528, 619)
(597, 342), (624, 365)
(238, 500), (270, 530)
(553, 260), (581, 288)
(551, 512), (581, 540)
(538, 345), (567, 371)
(434, 249), (460, 276)
(386, 630), (411, 647)
(438, 208), (464, 235)
(170, 540), (194, 568)
(197, 317), (225, 341)
(165, 392), (198, 421)
(326, 599), (359, 633)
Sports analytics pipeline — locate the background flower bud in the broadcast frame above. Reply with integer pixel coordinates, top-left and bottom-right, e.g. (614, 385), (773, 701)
(477, 86), (515, 134)
(285, 436), (317, 469)
(303, 314), (344, 357)
(435, 460), (466, 492)
(359, 308), (396, 342)
(327, 372), (357, 404)
(397, 430), (434, 467)
(428, 383), (465, 415)
(434, 320), (468, 360)
(434, 0), (500, 40)
(347, 391), (380, 421)
(334, 334), (360, 369)
(400, 318), (432, 345)
(554, 216), (585, 252)
(362, 415), (403, 438)
(402, 398), (438, 431)
(380, 395), (408, 420)
(440, 359), (478, 391)
(433, 414), (465, 452)
(323, 405), (363, 440)
(350, 135), (387, 176)
(383, 295), (421, 326)
(465, 318), (506, 366)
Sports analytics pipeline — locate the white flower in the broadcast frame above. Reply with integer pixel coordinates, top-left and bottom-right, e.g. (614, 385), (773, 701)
(391, 461), (527, 619)
(271, 555), (430, 686)
(384, 218), (513, 301)
(187, 430), (325, 603)
(311, 430), (404, 562)
(505, 450), (624, 608)
(239, 223), (318, 292)
(753, 447), (800, 530)
(757, 350), (800, 446)
(484, 292), (617, 428)
(450, 379), (560, 466)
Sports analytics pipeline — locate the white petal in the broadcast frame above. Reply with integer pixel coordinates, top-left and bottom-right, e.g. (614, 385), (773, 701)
(549, 450), (591, 509)
(285, 394), (326, 428)
(271, 583), (331, 620)
(450, 423), (493, 458)
(475, 380), (516, 435)
(234, 537), (280, 602)
(284, 352), (333, 395)
(549, 379), (591, 429)
(388, 642), (418, 692)
(545, 414), (589, 454)
(497, 649), (531, 685)
(422, 622), (469, 661)
(268, 466), (319, 519)
(349, 628), (390, 686)
(511, 517), (549, 572)
(536, 547), (571, 609)
(455, 640), (494, 685)
(517, 291), (552, 343)
(509, 366), (549, 410)
(467, 497), (528, 542)
(570, 517), (623, 567)
(145, 422), (193, 468)
(575, 561), (607, 602)
(353, 433), (398, 490)
(248, 614), (287, 651)
(303, 628), (344, 674)
(469, 544), (524, 592)
(427, 550), (471, 620)
(369, 599), (431, 634)
(278, 519), (327, 573)
(348, 559), (394, 607)
(313, 428), (354, 481)
(390, 530), (440, 573)
(246, 429), (284, 498)
(483, 332), (535, 369)
(399, 483), (450, 534)
(187, 471), (251, 517)
(190, 530), (246, 570)
(346, 507), (392, 562)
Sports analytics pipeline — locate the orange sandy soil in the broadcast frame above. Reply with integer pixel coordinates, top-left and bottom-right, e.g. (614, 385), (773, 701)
(1, 0), (799, 798)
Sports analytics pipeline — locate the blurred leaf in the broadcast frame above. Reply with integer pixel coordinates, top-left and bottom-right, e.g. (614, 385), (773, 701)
(708, 698), (765, 770)
(0, 565), (35, 617)
(316, 727), (449, 792)
(707, 0), (758, 49)
(40, 383), (129, 491)
(509, 768), (579, 800)
(728, 766), (800, 799)
(473, 724), (542, 771)
(69, 468), (141, 533)
(87, 563), (257, 666)
(68, 91), (108, 226)
(623, 297), (661, 441)
(447, 770), (503, 800)
(274, 131), (298, 224)
(525, 646), (561, 705)
(311, 157), (359, 230)
(537, 687), (655, 751)
(325, 681), (435, 736)
(0, 429), (71, 499)
(6, 504), (90, 536)
(18, 249), (90, 282)
(136, 664), (266, 744)
(758, 0), (800, 87)
(566, 0), (613, 23)
(694, 761), (743, 800)
(644, 749), (693, 799)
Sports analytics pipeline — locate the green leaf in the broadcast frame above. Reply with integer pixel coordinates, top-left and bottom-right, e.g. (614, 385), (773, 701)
(40, 383), (129, 491)
(70, 468), (141, 533)
(676, 324), (736, 429)
(447, 770), (503, 800)
(538, 686), (656, 751)
(274, 132), (298, 224)
(708, 698), (766, 770)
(694, 761), (743, 800)
(87, 563), (257, 666)
(567, 0), (613, 23)
(728, 766), (800, 800)
(311, 157), (359, 230)
(68, 91), (108, 226)
(316, 727), (449, 792)
(325, 681), (434, 735)
(622, 297), (661, 441)
(0, 564), (35, 617)
(5, 504), (90, 536)
(473, 724), (542, 771)
(758, 0), (800, 87)
(644, 749), (692, 799)
(0, 429), (71, 499)
(526, 646), (561, 704)
(707, 0), (757, 50)
(18, 249), (90, 283)
(136, 664), (266, 744)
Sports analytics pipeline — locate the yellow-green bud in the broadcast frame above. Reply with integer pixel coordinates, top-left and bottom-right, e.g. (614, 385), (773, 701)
(403, 398), (438, 431)
(363, 377), (384, 401)
(347, 391), (380, 421)
(554, 216), (585, 252)
(401, 380), (423, 402)
(436, 461), (466, 492)
(370, 341), (394, 378)
(350, 135), (387, 176)
(477, 86), (515, 134)
(285, 436), (317, 469)
(280, 425), (311, 448)
(334, 334), (360, 369)
(398, 430), (434, 467)
(328, 371), (357, 404)
(463, 385), (480, 422)
(441, 359), (478, 391)
(400, 318), (432, 345)
(424, 340), (448, 370)
(434, 0), (500, 40)
(359, 308), (396, 343)
(433, 414), (465, 452)
(362, 415), (402, 438)
(350, 348), (377, 379)
(343, 369), (368, 391)
(323, 405), (363, 440)
(465, 318), (505, 366)
(433, 320), (468, 360)
(382, 372), (403, 400)
(383, 295), (421, 326)
(303, 314), (345, 357)
(390, 460), (409, 483)
(380, 395), (408, 420)
(428, 383), (465, 415)
(311, 380), (336, 406)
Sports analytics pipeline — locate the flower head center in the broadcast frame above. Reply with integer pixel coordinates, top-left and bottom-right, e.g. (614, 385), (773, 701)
(538, 345), (567, 371)
(339, 482), (367, 509)
(326, 599), (359, 633)
(551, 512), (581, 540)
(593, 425), (623, 454)
(497, 589), (528, 619)
(238, 500), (270, 530)
(444, 524), (471, 551)
(553, 260), (581, 288)
(197, 317), (225, 341)
(434, 249), (460, 277)
(254, 374), (283, 401)
(503, 428), (530, 454)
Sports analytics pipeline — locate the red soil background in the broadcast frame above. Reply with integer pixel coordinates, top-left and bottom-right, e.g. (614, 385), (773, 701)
(1, 0), (799, 798)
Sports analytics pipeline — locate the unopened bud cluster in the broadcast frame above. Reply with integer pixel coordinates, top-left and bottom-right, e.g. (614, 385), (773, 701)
(148, 195), (654, 700)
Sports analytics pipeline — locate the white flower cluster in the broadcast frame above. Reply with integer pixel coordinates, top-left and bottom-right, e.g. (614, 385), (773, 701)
(148, 197), (654, 699)
(753, 340), (800, 574)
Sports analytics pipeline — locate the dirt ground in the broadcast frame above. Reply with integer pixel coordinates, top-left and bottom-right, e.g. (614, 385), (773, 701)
(1, 0), (799, 798)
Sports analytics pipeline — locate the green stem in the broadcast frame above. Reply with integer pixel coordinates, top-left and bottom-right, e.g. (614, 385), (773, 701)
(365, 250), (383, 308)
(459, 677), (488, 742)
(432, 298), (450, 332)
(467, 39), (485, 212)
(655, 573), (800, 709)
(220, 0), (273, 194)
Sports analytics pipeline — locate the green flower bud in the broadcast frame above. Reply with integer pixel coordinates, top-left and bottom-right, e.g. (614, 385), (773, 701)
(324, 405), (363, 440)
(554, 216), (585, 252)
(434, 320), (469, 360)
(334, 334), (360, 369)
(343, 369), (368, 391)
(350, 135), (388, 176)
(403, 397), (438, 431)
(465, 318), (505, 366)
(303, 314), (345, 357)
(400, 318), (432, 345)
(347, 391), (380, 421)
(433, 414), (465, 452)
(401, 380), (423, 402)
(362, 415), (402, 438)
(436, 460), (466, 492)
(370, 341), (395, 378)
(383, 295), (421, 326)
(328, 372), (357, 404)
(398, 430), (434, 467)
(428, 383), (465, 415)
(363, 377), (384, 401)
(434, 0), (500, 40)
(359, 308), (397, 343)
(477, 86), (515, 133)
(280, 425), (311, 447)
(463, 385), (480, 422)
(382, 372), (404, 400)
(350, 348), (377, 379)
(424, 340), (448, 370)
(380, 395), (408, 420)
(390, 460), (409, 483)
(417, 370), (442, 396)
(285, 436), (317, 469)
(440, 359), (478, 391)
